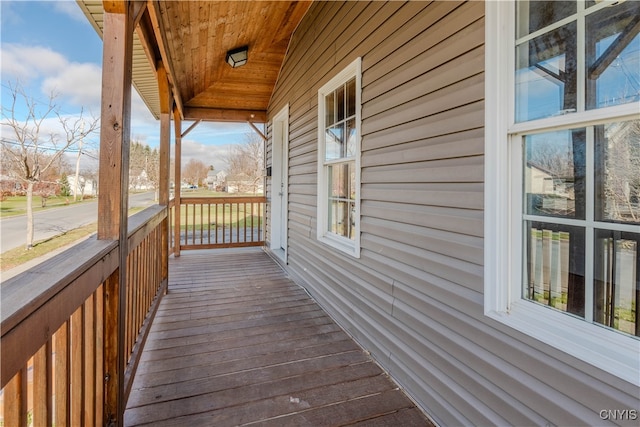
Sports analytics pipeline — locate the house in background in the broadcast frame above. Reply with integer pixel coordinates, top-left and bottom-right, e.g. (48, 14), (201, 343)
(128, 169), (154, 191)
(67, 175), (98, 197)
(206, 169), (228, 191)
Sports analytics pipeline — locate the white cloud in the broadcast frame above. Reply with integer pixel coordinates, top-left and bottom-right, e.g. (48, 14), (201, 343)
(1, 44), (68, 81)
(41, 62), (102, 111)
(180, 139), (230, 173)
(1, 43), (101, 113)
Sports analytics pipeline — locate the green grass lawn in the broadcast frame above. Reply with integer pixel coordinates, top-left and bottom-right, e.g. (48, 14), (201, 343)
(0, 195), (94, 218)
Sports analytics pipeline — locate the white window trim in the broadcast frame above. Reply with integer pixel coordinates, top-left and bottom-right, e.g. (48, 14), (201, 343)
(317, 57), (362, 258)
(484, 0), (639, 385)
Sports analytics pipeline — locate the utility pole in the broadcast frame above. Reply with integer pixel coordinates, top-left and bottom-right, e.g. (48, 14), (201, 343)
(73, 121), (85, 202)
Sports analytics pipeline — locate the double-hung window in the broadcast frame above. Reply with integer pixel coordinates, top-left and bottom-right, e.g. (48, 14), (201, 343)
(317, 58), (361, 257)
(486, 0), (639, 384)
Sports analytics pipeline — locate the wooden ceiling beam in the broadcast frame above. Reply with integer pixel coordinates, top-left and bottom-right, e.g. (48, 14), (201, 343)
(147, 0), (185, 119)
(181, 120), (202, 138)
(134, 10), (159, 77)
(247, 121), (267, 142)
(132, 1), (147, 26)
(183, 107), (267, 123)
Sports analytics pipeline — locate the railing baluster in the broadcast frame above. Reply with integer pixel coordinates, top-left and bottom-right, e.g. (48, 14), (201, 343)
(95, 285), (104, 427)
(237, 201), (240, 243)
(84, 294), (96, 426)
(251, 202), (255, 242)
(54, 321), (70, 427)
(235, 201), (238, 243)
(192, 202), (196, 245)
(3, 368), (24, 426)
(126, 250), (134, 360)
(70, 307), (83, 427)
(215, 201), (219, 244)
(200, 203), (204, 244)
(33, 341), (52, 426)
(182, 203), (186, 247)
(207, 202), (211, 245)
(103, 269), (120, 425)
(257, 202), (260, 242)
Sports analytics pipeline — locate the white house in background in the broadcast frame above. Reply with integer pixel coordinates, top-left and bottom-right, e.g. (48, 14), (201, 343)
(67, 175), (97, 197)
(206, 170), (227, 190)
(130, 170), (154, 191)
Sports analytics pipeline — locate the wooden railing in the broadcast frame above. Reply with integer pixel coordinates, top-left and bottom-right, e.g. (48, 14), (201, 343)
(170, 196), (266, 252)
(0, 205), (168, 426)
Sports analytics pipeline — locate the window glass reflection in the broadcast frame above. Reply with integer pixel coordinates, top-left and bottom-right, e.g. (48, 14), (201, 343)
(594, 229), (639, 336)
(524, 128), (586, 219)
(516, 23), (577, 122)
(325, 92), (335, 126)
(328, 163), (355, 240)
(329, 163), (351, 198)
(595, 120), (640, 224)
(346, 77), (356, 118)
(325, 124), (343, 161)
(516, 1), (575, 39)
(336, 84), (345, 122)
(346, 118), (356, 157)
(586, 1), (640, 110)
(525, 221), (585, 317)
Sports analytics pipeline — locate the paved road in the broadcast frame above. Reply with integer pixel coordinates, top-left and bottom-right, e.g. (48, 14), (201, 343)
(0, 192), (156, 253)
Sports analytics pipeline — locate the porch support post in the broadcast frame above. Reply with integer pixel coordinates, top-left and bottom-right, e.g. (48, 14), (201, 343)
(157, 62), (172, 282)
(97, 1), (134, 425)
(173, 105), (182, 257)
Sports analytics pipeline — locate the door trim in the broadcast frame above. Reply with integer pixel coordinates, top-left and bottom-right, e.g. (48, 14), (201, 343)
(270, 104), (289, 261)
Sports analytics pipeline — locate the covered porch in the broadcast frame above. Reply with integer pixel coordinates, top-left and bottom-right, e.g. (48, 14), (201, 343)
(125, 249), (430, 426)
(1, 226), (432, 426)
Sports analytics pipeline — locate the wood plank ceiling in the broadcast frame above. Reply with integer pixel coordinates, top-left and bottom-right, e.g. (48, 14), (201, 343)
(78, 1), (312, 122)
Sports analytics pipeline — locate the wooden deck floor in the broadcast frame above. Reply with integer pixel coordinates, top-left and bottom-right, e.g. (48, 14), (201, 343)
(125, 248), (433, 426)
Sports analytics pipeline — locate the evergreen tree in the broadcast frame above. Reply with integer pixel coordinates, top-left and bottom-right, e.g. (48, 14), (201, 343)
(60, 173), (71, 197)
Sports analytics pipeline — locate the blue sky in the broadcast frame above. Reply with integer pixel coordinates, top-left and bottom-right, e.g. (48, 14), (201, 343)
(1, 0), (253, 172)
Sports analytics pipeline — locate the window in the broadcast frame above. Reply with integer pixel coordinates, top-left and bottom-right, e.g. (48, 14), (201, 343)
(486, 0), (639, 384)
(317, 58), (361, 257)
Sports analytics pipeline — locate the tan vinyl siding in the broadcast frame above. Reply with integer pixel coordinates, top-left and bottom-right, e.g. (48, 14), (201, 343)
(266, 1), (638, 426)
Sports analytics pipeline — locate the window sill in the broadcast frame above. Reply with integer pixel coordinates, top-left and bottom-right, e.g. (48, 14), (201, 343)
(486, 299), (640, 385)
(318, 233), (360, 259)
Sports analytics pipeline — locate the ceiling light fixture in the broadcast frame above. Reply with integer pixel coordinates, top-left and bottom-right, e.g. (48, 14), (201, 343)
(226, 46), (248, 68)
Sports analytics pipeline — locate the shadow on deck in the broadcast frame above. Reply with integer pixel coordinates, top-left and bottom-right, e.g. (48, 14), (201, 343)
(125, 248), (433, 426)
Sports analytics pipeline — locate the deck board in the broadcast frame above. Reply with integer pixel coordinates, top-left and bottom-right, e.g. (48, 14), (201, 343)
(125, 249), (433, 426)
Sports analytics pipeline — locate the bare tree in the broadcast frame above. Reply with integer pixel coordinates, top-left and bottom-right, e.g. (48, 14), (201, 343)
(36, 152), (69, 206)
(129, 140), (160, 191)
(225, 132), (264, 193)
(182, 158), (209, 187)
(1, 81), (99, 249)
